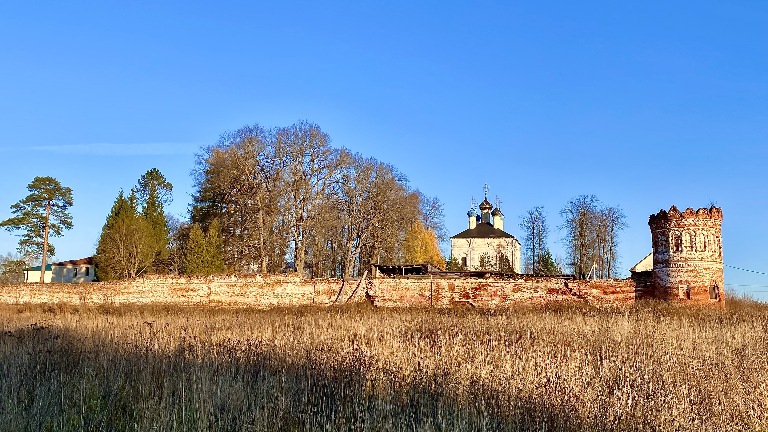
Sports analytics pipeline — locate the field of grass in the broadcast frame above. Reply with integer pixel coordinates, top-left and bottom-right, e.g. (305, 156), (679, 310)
(1, 299), (767, 431)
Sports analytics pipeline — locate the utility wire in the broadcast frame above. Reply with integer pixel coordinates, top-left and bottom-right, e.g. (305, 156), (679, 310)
(725, 264), (768, 277)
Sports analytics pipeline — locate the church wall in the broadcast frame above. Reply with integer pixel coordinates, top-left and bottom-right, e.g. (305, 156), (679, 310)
(450, 237), (521, 273)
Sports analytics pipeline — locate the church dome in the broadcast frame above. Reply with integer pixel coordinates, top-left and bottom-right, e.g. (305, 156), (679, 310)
(491, 207), (503, 216)
(467, 208), (477, 217)
(479, 198), (493, 211)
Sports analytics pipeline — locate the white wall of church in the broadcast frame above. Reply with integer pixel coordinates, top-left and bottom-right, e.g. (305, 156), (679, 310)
(450, 237), (521, 273)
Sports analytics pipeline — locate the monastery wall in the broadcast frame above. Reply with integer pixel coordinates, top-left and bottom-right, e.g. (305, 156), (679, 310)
(0, 275), (636, 308)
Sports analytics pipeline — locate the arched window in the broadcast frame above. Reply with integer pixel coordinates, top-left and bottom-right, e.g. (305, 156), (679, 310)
(672, 232), (682, 253)
(689, 232), (696, 252)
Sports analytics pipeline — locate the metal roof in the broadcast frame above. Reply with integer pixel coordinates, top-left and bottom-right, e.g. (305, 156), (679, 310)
(451, 223), (515, 239)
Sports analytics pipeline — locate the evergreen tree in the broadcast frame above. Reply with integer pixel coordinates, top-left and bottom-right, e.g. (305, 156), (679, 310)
(535, 249), (562, 275)
(205, 219), (226, 274)
(183, 220), (226, 276)
(0, 176), (73, 283)
(183, 223), (207, 276)
(134, 168), (173, 270)
(94, 191), (154, 280)
(445, 256), (463, 271)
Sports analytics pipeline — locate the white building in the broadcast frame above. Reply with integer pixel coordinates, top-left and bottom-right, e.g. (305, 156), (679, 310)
(23, 264), (53, 283)
(23, 257), (96, 283)
(52, 257), (95, 283)
(450, 195), (521, 273)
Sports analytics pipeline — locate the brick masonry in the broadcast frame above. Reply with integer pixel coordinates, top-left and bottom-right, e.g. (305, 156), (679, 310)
(0, 274), (637, 308)
(648, 206), (724, 304)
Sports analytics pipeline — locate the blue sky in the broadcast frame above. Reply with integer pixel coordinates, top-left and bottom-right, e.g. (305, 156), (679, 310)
(1, 2), (766, 297)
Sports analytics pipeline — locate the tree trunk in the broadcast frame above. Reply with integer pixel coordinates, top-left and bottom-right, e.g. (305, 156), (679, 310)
(39, 201), (50, 284)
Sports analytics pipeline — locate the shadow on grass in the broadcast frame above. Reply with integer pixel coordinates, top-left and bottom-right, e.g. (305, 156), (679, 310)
(0, 322), (588, 432)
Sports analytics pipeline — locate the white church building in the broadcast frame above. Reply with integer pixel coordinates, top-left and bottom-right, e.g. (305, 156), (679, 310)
(450, 191), (521, 273)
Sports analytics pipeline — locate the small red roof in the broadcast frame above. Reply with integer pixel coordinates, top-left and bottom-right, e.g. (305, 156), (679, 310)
(53, 256), (94, 266)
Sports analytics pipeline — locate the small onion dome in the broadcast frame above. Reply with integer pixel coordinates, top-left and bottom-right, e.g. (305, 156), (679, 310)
(491, 207), (503, 216)
(479, 198), (493, 211)
(467, 208), (477, 217)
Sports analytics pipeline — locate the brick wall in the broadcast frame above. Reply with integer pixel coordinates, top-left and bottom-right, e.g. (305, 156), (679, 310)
(0, 275), (637, 308)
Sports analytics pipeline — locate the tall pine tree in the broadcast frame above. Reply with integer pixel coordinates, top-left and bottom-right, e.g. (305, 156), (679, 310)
(0, 176), (73, 282)
(134, 168), (173, 271)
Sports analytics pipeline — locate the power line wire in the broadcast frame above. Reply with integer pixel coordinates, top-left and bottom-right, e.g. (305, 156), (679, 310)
(725, 264), (768, 277)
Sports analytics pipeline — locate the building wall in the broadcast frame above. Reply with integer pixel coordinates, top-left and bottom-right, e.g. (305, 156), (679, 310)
(649, 206), (724, 303)
(52, 265), (96, 283)
(450, 237), (521, 273)
(24, 270), (52, 283)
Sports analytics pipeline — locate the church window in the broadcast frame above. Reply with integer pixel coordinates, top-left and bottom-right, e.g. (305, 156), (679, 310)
(461, 257), (467, 268)
(689, 232), (696, 252)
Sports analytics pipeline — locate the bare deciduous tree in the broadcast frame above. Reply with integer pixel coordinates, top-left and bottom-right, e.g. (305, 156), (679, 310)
(560, 195), (626, 279)
(520, 206), (548, 275)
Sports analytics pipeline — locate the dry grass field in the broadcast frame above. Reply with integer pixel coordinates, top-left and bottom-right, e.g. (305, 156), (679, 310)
(1, 299), (767, 431)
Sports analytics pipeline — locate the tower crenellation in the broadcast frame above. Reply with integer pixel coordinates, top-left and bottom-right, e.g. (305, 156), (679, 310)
(648, 205), (724, 302)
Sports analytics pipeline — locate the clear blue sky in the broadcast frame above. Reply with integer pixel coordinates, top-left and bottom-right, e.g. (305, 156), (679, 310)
(1, 2), (766, 298)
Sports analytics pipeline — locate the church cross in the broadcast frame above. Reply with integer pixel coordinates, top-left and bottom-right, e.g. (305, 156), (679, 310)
(483, 183), (489, 198)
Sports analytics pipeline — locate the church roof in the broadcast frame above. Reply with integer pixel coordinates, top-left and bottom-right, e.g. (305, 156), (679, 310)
(451, 223), (514, 239)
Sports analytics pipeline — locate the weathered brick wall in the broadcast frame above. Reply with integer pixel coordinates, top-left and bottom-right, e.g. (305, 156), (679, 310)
(649, 206), (724, 303)
(0, 275), (347, 307)
(367, 277), (635, 307)
(0, 275), (636, 308)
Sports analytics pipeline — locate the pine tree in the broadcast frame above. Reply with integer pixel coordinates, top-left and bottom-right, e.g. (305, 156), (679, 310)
(1, 176), (74, 283)
(134, 168), (173, 271)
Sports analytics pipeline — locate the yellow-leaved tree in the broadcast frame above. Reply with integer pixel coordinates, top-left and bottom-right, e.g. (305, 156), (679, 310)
(403, 220), (445, 270)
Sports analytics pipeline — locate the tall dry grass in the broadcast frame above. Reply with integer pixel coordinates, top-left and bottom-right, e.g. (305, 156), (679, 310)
(1, 299), (767, 431)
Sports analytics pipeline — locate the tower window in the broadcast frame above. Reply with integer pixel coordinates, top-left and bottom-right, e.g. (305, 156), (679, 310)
(672, 233), (682, 253)
(710, 283), (720, 300)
